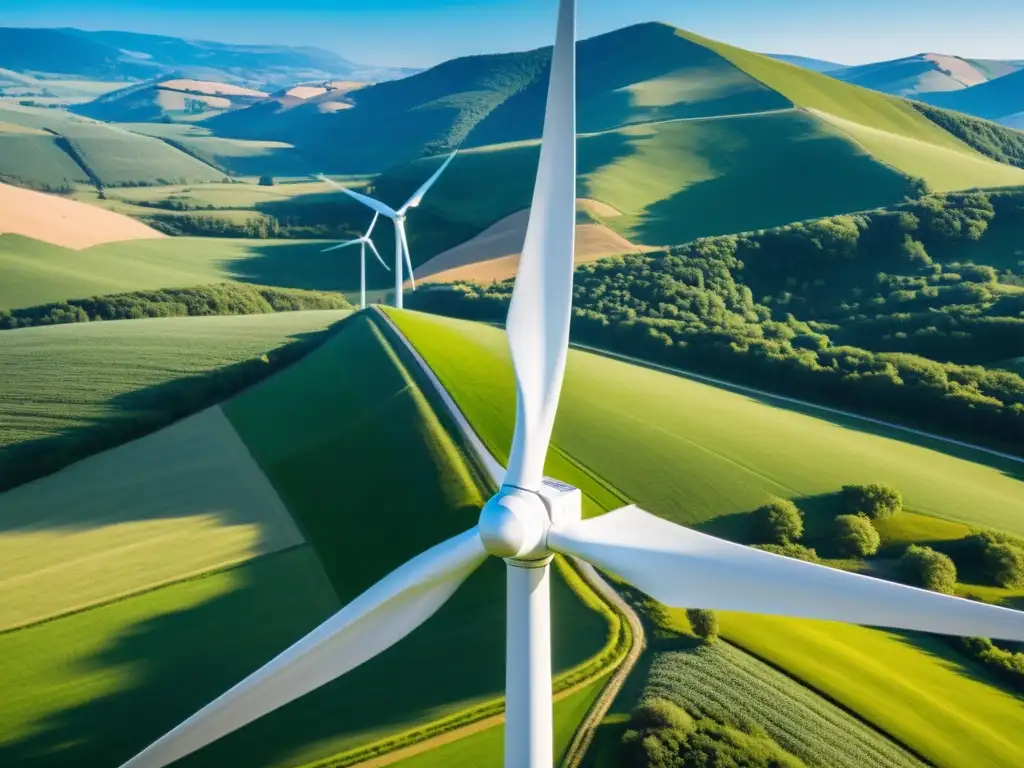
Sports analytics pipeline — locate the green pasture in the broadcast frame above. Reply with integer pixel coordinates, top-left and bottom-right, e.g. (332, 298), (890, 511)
(0, 405), (300, 630)
(0, 310), (347, 455)
(720, 614), (1024, 768)
(0, 235), (368, 310)
(389, 110), (912, 255)
(0, 133), (90, 188)
(387, 311), (1024, 537)
(0, 547), (341, 768)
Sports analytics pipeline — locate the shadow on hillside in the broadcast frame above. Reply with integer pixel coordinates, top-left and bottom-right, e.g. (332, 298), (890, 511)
(628, 112), (913, 246)
(0, 551), (515, 768)
(0, 321), (348, 523)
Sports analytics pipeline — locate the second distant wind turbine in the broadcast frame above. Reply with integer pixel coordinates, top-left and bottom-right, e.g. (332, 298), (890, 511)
(321, 212), (390, 310)
(316, 150), (458, 309)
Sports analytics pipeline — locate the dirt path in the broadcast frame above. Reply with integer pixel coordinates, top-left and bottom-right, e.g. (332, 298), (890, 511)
(371, 308), (647, 767)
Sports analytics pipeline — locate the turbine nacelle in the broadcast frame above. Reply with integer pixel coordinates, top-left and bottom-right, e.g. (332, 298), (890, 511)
(478, 479), (582, 561)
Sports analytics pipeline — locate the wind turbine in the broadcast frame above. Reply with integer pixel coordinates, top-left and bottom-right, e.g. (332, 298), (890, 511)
(316, 149), (458, 309)
(120, 2), (1024, 768)
(321, 212), (390, 310)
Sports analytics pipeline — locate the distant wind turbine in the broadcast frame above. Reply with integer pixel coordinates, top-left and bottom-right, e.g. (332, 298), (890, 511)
(119, 2), (1024, 768)
(316, 150), (458, 309)
(321, 212), (390, 310)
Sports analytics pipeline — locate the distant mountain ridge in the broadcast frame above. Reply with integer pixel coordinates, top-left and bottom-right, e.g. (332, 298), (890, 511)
(922, 67), (1024, 126)
(766, 54), (846, 73)
(0, 27), (416, 88)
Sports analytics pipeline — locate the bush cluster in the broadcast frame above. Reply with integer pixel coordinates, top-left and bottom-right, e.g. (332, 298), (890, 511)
(834, 514), (881, 558)
(753, 543), (821, 563)
(686, 609), (719, 643)
(621, 698), (805, 768)
(753, 498), (804, 544)
(900, 545), (958, 594)
(842, 483), (903, 520)
(951, 636), (1024, 692)
(0, 283), (352, 330)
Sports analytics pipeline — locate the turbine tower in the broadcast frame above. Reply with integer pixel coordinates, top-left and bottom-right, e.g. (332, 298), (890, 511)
(321, 212), (390, 309)
(120, 2), (1024, 767)
(317, 149), (457, 309)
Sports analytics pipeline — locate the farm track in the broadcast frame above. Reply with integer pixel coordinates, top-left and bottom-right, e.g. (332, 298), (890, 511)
(373, 307), (644, 767)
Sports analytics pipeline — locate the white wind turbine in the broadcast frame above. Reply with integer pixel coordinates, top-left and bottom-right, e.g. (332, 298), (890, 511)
(321, 212), (390, 310)
(121, 2), (1024, 768)
(315, 149), (458, 309)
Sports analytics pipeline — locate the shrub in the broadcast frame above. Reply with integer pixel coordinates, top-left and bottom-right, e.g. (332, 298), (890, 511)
(686, 609), (719, 642)
(753, 498), (804, 544)
(630, 698), (696, 733)
(901, 545), (957, 594)
(984, 543), (1024, 588)
(842, 484), (902, 520)
(951, 636), (1024, 691)
(834, 515), (881, 558)
(753, 543), (821, 563)
(258, 174), (275, 186)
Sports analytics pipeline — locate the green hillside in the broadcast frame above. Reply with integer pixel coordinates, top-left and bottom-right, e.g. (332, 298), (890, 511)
(0, 122), (90, 189)
(0, 310), (348, 489)
(389, 308), (1024, 765)
(0, 235), (369, 311)
(0, 312), (614, 768)
(0, 105), (225, 187)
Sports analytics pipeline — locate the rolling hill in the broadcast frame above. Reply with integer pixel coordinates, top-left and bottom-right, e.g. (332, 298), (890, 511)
(0, 182), (164, 248)
(831, 53), (1007, 97)
(766, 54), (846, 73)
(923, 67), (1024, 126)
(72, 78), (270, 123)
(0, 27), (413, 88)
(0, 311), (614, 768)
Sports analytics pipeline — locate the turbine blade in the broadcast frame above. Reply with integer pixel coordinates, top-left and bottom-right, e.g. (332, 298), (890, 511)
(321, 239), (362, 253)
(120, 528), (487, 768)
(317, 175), (398, 218)
(366, 238), (390, 270)
(397, 219), (416, 289)
(549, 506), (1024, 642)
(399, 149), (458, 214)
(503, 0), (576, 491)
(366, 211), (380, 238)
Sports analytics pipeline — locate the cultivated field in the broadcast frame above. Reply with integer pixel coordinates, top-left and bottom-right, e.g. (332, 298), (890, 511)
(0, 406), (300, 630)
(720, 614), (1024, 768)
(0, 311), (347, 456)
(0, 182), (164, 248)
(0, 235), (359, 310)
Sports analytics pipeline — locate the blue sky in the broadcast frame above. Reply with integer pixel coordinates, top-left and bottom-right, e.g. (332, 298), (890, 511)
(7, 0), (1024, 68)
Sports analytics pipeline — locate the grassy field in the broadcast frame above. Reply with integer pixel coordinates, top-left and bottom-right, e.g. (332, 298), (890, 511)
(392, 110), (912, 254)
(387, 311), (1024, 536)
(720, 614), (1024, 768)
(0, 547), (343, 768)
(0, 105), (224, 186)
(383, 674), (610, 768)
(390, 309), (1024, 766)
(0, 405), (300, 631)
(0, 128), (90, 188)
(809, 109), (1024, 192)
(0, 235), (369, 310)
(212, 313), (612, 766)
(0, 311), (347, 456)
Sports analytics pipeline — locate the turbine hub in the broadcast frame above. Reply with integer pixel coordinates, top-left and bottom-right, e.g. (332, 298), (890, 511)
(478, 479), (582, 562)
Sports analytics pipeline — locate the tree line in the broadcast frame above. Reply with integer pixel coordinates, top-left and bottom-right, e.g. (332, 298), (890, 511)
(0, 283), (352, 330)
